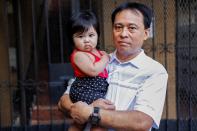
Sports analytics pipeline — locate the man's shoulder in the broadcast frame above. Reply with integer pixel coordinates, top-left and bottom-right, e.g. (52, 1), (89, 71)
(143, 55), (167, 74)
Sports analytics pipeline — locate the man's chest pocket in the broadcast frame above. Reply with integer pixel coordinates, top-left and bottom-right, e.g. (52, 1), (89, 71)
(106, 81), (141, 110)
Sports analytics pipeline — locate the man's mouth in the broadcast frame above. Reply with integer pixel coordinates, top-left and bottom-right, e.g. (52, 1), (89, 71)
(118, 41), (130, 46)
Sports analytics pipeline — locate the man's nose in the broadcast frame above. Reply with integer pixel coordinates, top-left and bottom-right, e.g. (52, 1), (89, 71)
(120, 28), (129, 38)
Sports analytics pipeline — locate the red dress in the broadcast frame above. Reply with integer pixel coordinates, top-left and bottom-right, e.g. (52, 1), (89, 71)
(69, 49), (109, 104)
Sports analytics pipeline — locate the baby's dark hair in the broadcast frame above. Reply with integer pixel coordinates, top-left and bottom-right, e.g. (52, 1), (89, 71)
(69, 10), (100, 38)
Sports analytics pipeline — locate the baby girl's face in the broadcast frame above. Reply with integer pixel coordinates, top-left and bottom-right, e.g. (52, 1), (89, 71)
(73, 26), (98, 52)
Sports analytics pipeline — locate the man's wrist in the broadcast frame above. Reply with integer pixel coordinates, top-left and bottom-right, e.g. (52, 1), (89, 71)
(88, 107), (101, 126)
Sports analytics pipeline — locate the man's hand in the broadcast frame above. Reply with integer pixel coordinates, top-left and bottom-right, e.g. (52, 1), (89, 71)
(70, 99), (115, 124)
(91, 98), (115, 110)
(70, 101), (93, 124)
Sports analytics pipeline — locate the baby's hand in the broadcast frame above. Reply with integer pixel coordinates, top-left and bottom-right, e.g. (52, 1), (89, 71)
(100, 51), (107, 55)
(100, 51), (109, 58)
(100, 51), (109, 62)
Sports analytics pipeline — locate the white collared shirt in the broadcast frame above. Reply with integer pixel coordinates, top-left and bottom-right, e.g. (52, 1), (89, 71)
(65, 49), (168, 130)
(106, 49), (168, 129)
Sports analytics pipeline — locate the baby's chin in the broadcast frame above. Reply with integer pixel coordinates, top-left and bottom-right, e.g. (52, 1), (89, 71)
(84, 47), (93, 52)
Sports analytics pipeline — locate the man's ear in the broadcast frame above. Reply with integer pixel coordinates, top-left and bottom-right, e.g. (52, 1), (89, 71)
(144, 28), (150, 40)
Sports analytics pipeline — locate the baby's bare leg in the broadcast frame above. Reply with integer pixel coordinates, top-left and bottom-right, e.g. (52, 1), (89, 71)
(90, 126), (108, 131)
(68, 122), (84, 131)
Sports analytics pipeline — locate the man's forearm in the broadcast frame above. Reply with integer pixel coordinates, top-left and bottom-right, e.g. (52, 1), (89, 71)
(69, 100), (153, 131)
(99, 109), (153, 131)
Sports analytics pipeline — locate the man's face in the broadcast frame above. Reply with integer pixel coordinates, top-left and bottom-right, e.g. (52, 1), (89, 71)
(113, 9), (149, 59)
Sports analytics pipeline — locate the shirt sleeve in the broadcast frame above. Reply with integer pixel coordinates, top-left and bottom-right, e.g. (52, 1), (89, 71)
(64, 78), (75, 94)
(133, 72), (168, 129)
(64, 85), (70, 94)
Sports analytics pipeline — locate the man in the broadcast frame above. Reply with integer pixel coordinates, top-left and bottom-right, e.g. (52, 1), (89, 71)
(58, 2), (168, 131)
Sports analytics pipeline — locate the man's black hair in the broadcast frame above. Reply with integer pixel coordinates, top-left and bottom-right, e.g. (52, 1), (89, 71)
(111, 2), (153, 29)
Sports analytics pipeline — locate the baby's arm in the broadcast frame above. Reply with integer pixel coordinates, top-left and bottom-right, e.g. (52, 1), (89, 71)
(73, 51), (109, 76)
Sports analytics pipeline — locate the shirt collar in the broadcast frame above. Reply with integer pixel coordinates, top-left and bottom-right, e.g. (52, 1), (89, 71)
(109, 49), (148, 69)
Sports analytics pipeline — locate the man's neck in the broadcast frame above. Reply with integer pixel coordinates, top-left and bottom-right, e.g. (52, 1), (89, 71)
(116, 49), (141, 63)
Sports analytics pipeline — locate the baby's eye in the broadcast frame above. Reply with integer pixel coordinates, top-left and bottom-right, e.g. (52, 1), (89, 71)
(89, 34), (95, 37)
(78, 35), (83, 38)
(73, 33), (84, 38)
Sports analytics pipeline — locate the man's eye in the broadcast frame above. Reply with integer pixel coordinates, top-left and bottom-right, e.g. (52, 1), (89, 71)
(128, 26), (137, 32)
(114, 25), (123, 31)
